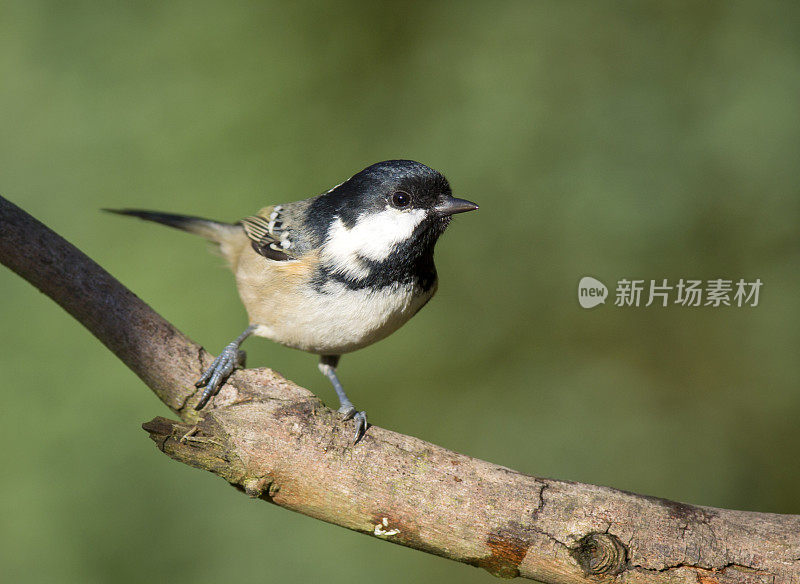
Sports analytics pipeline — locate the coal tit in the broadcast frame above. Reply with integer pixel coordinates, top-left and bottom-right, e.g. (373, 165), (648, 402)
(108, 160), (478, 442)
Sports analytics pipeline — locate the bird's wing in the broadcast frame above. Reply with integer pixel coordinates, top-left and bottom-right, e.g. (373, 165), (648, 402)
(239, 205), (299, 261)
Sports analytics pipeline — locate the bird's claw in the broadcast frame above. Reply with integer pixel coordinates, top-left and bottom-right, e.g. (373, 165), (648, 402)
(194, 345), (246, 410)
(338, 405), (368, 444)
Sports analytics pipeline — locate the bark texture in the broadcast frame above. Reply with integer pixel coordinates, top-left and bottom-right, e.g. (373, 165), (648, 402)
(2, 195), (798, 583)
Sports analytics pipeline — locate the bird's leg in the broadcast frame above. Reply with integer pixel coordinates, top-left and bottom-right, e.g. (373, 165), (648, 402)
(318, 355), (367, 443)
(195, 325), (255, 409)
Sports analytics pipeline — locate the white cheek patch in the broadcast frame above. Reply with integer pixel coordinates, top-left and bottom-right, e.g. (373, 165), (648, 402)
(323, 207), (427, 263)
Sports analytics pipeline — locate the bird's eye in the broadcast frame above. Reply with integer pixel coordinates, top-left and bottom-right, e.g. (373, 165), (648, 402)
(390, 191), (411, 209)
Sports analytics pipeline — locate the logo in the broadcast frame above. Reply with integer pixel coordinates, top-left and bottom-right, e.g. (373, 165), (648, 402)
(578, 276), (608, 309)
(577, 277), (762, 308)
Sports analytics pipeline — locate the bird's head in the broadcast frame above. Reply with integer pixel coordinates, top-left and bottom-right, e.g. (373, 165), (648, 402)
(309, 160), (478, 268)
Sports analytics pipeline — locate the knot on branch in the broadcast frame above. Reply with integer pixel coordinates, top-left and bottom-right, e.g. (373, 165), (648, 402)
(141, 416), (247, 485)
(242, 476), (280, 500)
(571, 532), (628, 576)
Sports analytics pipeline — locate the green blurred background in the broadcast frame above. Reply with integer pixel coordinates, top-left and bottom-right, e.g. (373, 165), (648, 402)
(1, 1), (798, 582)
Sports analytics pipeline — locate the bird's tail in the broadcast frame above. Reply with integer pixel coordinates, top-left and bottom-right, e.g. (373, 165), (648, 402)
(103, 209), (240, 243)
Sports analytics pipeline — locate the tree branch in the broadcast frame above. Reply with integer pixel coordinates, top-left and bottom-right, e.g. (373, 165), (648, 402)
(1, 195), (797, 583)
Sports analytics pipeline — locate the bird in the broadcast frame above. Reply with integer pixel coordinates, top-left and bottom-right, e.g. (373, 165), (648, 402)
(107, 160), (478, 442)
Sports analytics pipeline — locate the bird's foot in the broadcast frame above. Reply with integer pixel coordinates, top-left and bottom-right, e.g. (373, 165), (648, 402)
(338, 405), (368, 444)
(194, 345), (246, 410)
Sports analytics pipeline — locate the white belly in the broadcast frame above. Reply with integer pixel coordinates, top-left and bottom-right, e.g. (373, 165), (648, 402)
(253, 280), (435, 355)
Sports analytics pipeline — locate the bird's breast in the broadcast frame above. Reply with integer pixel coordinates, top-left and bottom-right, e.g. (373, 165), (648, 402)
(235, 251), (436, 354)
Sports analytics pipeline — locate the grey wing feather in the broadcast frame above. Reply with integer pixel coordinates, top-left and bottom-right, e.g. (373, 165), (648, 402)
(239, 201), (314, 261)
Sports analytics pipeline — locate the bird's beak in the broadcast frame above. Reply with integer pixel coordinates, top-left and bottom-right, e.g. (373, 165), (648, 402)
(435, 196), (479, 216)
